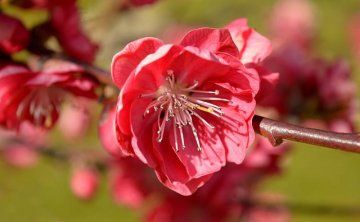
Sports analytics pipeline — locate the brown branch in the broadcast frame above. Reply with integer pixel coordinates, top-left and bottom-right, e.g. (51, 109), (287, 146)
(253, 115), (360, 153)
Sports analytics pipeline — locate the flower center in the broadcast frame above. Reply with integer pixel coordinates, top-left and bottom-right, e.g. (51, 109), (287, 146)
(16, 87), (66, 127)
(140, 70), (231, 152)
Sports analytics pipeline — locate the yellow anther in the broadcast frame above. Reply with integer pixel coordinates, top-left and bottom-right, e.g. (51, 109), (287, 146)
(197, 106), (214, 113)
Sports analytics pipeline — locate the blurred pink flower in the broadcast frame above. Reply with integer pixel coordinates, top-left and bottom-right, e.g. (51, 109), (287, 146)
(8, 0), (98, 62)
(50, 1), (98, 63)
(110, 158), (156, 208)
(58, 99), (91, 140)
(99, 104), (130, 158)
(1, 143), (39, 168)
(70, 168), (99, 200)
(269, 0), (315, 49)
(18, 121), (48, 145)
(0, 14), (29, 54)
(0, 59), (99, 130)
(261, 46), (357, 132)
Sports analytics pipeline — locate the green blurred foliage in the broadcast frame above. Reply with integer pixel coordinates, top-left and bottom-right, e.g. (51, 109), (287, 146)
(1, 0), (360, 221)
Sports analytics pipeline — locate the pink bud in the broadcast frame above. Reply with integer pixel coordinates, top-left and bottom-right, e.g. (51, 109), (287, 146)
(270, 0), (315, 49)
(70, 168), (99, 200)
(112, 176), (146, 208)
(1, 144), (39, 168)
(98, 105), (126, 158)
(58, 102), (90, 140)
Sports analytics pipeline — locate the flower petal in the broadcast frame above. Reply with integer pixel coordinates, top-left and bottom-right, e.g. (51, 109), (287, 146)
(155, 170), (212, 196)
(180, 28), (240, 58)
(168, 120), (226, 179)
(111, 37), (164, 88)
(226, 18), (272, 64)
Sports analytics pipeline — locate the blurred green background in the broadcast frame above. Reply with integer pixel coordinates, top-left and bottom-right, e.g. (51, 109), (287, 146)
(1, 0), (360, 221)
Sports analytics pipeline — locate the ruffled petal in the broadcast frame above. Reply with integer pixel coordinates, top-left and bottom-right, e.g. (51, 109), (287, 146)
(111, 37), (164, 88)
(155, 170), (213, 196)
(168, 119), (226, 179)
(180, 28), (240, 58)
(116, 44), (182, 135)
(226, 18), (272, 64)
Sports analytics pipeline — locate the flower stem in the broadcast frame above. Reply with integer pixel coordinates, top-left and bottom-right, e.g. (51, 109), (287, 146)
(252, 115), (360, 153)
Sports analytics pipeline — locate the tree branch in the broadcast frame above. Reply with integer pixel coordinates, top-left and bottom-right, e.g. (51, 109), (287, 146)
(253, 115), (360, 153)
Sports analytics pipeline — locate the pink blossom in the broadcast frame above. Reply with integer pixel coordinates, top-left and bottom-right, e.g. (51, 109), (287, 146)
(224, 19), (279, 102)
(261, 46), (357, 132)
(58, 99), (91, 140)
(8, 0), (98, 62)
(0, 59), (99, 130)
(50, 1), (98, 63)
(70, 168), (99, 200)
(269, 0), (315, 49)
(110, 158), (156, 207)
(0, 120), (47, 168)
(111, 19), (274, 195)
(1, 143), (38, 168)
(99, 104), (128, 158)
(0, 14), (29, 54)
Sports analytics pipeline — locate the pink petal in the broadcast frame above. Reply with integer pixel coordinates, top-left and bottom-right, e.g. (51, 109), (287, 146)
(0, 14), (29, 54)
(98, 104), (128, 157)
(116, 44), (181, 135)
(246, 63), (279, 103)
(155, 170), (213, 196)
(168, 120), (226, 178)
(70, 168), (99, 200)
(111, 37), (164, 88)
(180, 28), (240, 58)
(50, 1), (98, 63)
(226, 18), (272, 64)
(130, 99), (190, 183)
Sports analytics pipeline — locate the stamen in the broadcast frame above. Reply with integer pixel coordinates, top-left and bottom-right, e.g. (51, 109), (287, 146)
(173, 118), (179, 152)
(157, 116), (166, 142)
(139, 91), (157, 98)
(140, 72), (231, 152)
(192, 96), (232, 103)
(192, 111), (215, 129)
(184, 80), (198, 90)
(16, 87), (65, 127)
(189, 121), (202, 151)
(184, 89), (219, 95)
(179, 125), (185, 149)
